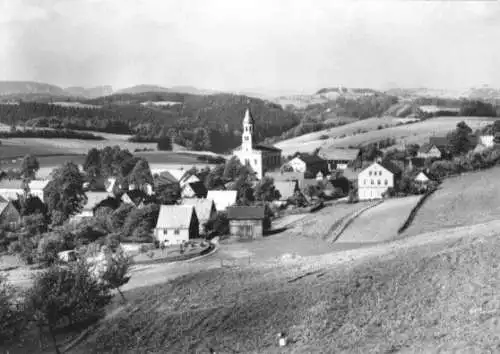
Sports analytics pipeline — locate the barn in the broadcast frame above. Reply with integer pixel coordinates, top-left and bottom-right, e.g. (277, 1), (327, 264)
(227, 206), (265, 240)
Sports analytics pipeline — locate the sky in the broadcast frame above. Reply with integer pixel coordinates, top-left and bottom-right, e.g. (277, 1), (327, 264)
(0, 0), (500, 95)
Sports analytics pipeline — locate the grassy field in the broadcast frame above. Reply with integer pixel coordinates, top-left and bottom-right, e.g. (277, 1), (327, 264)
(62, 220), (500, 354)
(275, 116), (498, 155)
(403, 167), (500, 238)
(338, 196), (421, 244)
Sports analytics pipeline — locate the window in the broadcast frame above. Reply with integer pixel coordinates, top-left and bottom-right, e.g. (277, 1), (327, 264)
(174, 229), (180, 235)
(364, 179), (367, 185)
(377, 179), (381, 185)
(384, 179), (388, 185)
(380, 171), (383, 176)
(371, 179), (374, 185)
(369, 171), (372, 176)
(254, 159), (258, 165)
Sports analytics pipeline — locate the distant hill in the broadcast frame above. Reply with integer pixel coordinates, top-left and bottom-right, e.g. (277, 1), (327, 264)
(384, 86), (500, 101)
(64, 85), (113, 98)
(115, 85), (172, 94)
(0, 81), (66, 96)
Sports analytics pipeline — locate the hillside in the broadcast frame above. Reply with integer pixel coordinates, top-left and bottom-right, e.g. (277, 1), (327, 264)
(0, 92), (301, 153)
(63, 86), (113, 98)
(115, 84), (172, 94)
(275, 116), (496, 155)
(0, 81), (66, 96)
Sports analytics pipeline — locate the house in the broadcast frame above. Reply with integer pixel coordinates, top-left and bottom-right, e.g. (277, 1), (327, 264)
(0, 179), (24, 201)
(357, 161), (402, 200)
(154, 205), (199, 245)
(232, 108), (282, 179)
(227, 206), (266, 240)
(265, 171), (304, 182)
(181, 181), (207, 198)
(180, 198), (217, 234)
(206, 190), (237, 211)
(417, 143), (443, 159)
(284, 154), (328, 176)
(0, 201), (21, 228)
(318, 147), (361, 171)
(414, 170), (434, 183)
(121, 190), (147, 208)
(180, 174), (200, 188)
(274, 181), (300, 202)
(27, 180), (50, 202)
(478, 135), (494, 148)
(72, 192), (112, 220)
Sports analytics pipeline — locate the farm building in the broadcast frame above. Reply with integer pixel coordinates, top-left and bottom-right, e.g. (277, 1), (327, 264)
(227, 206), (265, 240)
(180, 198), (217, 233)
(414, 169), (436, 184)
(274, 180), (300, 202)
(0, 201), (21, 228)
(181, 181), (207, 198)
(266, 171), (304, 182)
(417, 143), (443, 159)
(155, 205), (199, 245)
(206, 190), (237, 211)
(0, 179), (50, 202)
(283, 154), (328, 176)
(318, 147), (361, 171)
(72, 192), (112, 221)
(358, 161), (402, 200)
(232, 108), (282, 179)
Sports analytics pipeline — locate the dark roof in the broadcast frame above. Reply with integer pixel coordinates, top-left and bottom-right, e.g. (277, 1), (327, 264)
(418, 143), (436, 153)
(123, 189), (146, 206)
(227, 206), (265, 220)
(409, 157), (426, 168)
(319, 147), (360, 161)
(233, 143), (281, 152)
(187, 181), (207, 198)
(295, 154), (326, 165)
(380, 160), (402, 175)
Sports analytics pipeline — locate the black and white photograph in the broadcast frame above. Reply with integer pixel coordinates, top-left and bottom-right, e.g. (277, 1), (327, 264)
(1, 0), (500, 353)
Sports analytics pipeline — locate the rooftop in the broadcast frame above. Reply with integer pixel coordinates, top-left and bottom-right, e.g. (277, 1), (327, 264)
(227, 206), (265, 220)
(156, 205), (195, 229)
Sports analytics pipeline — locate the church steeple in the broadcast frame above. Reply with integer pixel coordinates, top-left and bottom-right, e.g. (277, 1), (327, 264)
(242, 108), (254, 152)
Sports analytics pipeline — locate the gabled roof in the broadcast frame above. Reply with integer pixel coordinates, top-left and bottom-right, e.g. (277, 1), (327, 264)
(319, 147), (360, 161)
(156, 205), (195, 229)
(227, 206), (265, 220)
(429, 136), (449, 148)
(418, 143), (439, 153)
(166, 169), (188, 182)
(0, 179), (23, 190)
(0, 195), (7, 203)
(379, 160), (402, 175)
(180, 198), (215, 222)
(185, 181), (207, 198)
(206, 190), (237, 211)
(292, 154), (326, 165)
(28, 180), (50, 190)
(0, 202), (9, 215)
(233, 143), (281, 152)
(83, 192), (112, 211)
(297, 178), (320, 191)
(274, 181), (299, 200)
(121, 190), (146, 206)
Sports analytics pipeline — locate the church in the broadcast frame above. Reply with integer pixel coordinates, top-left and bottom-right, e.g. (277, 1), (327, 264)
(232, 108), (282, 180)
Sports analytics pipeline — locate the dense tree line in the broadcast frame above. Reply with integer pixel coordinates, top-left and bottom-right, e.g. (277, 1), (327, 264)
(0, 93), (301, 153)
(459, 99), (498, 117)
(0, 128), (104, 140)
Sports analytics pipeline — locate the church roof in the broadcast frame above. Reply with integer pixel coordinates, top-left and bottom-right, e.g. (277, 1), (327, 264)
(233, 143), (281, 152)
(243, 108), (255, 125)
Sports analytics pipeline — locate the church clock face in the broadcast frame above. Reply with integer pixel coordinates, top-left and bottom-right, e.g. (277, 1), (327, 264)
(244, 136), (249, 141)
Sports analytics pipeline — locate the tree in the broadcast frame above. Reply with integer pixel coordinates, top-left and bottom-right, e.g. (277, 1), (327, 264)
(223, 156), (245, 180)
(128, 158), (153, 192)
(25, 263), (112, 354)
(20, 154), (40, 181)
(155, 182), (181, 205)
(447, 121), (473, 156)
(405, 144), (420, 158)
(204, 164), (225, 190)
(83, 148), (101, 179)
(157, 136), (172, 151)
(0, 276), (26, 344)
(45, 162), (87, 225)
(100, 250), (132, 302)
(204, 212), (229, 237)
(254, 177), (281, 202)
(110, 203), (135, 230)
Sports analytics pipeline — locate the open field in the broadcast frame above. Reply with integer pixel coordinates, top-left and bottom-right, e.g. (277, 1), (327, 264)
(338, 196), (421, 244)
(275, 116), (498, 155)
(403, 167), (500, 238)
(61, 219), (500, 354)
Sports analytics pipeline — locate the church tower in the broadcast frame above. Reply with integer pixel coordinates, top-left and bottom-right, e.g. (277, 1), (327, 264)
(242, 108), (254, 152)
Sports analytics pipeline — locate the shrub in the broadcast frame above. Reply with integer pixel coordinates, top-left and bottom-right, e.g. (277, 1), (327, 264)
(37, 233), (66, 266)
(0, 276), (26, 344)
(7, 241), (22, 254)
(25, 262), (112, 353)
(100, 250), (132, 302)
(319, 134), (329, 140)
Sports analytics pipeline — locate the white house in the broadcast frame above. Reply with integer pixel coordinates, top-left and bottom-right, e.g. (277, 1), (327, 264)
(232, 108), (282, 179)
(27, 180), (50, 201)
(417, 144), (443, 159)
(0, 179), (50, 202)
(72, 192), (112, 221)
(155, 205), (199, 245)
(415, 171), (430, 183)
(206, 190), (237, 211)
(357, 161), (402, 200)
(180, 198), (217, 234)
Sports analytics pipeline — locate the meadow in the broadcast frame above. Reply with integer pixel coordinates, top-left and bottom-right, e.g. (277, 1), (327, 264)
(402, 166), (500, 238)
(63, 220), (500, 354)
(275, 116), (498, 155)
(338, 196), (421, 244)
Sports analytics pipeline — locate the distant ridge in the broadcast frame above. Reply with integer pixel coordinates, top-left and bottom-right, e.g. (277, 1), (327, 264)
(0, 81), (65, 96)
(64, 85), (113, 98)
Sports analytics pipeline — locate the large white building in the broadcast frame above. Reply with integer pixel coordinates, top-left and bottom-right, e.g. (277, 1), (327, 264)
(357, 161), (402, 200)
(232, 109), (282, 180)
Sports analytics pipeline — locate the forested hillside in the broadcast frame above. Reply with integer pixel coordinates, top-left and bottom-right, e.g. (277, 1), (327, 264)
(0, 92), (301, 153)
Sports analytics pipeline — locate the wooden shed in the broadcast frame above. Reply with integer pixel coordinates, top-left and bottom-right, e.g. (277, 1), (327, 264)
(227, 206), (265, 240)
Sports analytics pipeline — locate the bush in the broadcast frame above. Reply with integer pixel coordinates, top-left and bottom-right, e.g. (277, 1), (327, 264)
(319, 134), (330, 140)
(37, 233), (66, 266)
(7, 241), (22, 254)
(0, 276), (26, 344)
